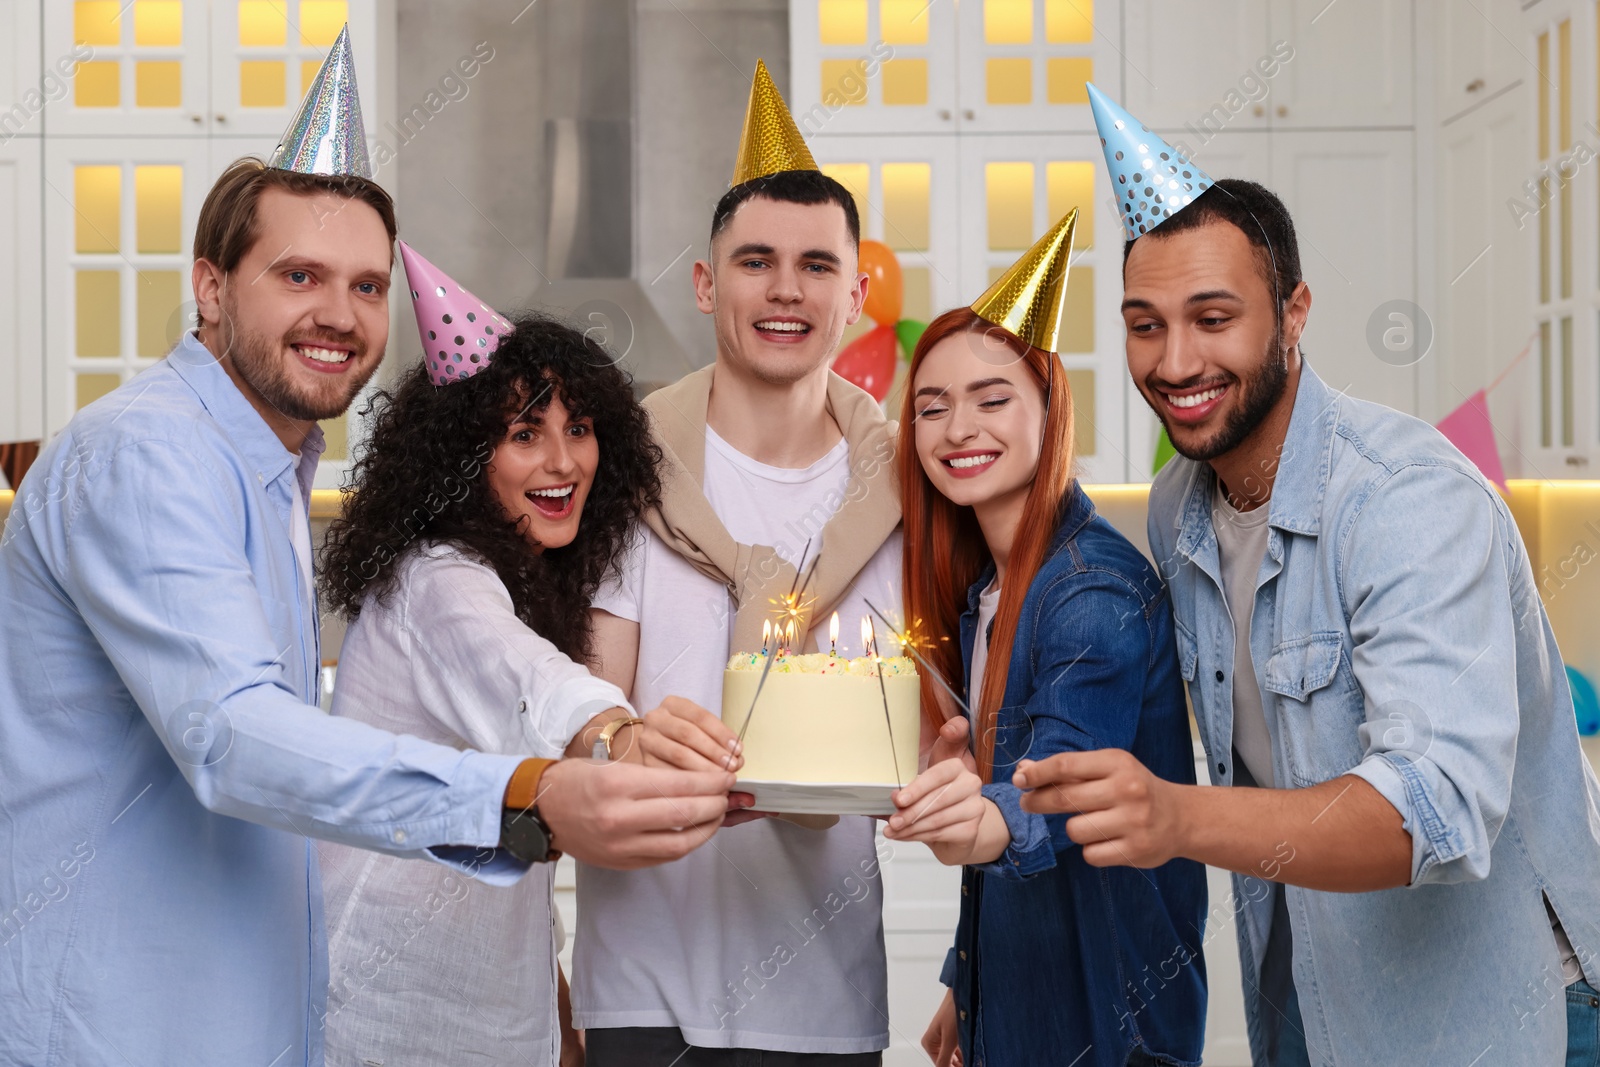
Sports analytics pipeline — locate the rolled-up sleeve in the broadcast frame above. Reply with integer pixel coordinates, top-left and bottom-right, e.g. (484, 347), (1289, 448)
(1340, 463), (1520, 886)
(59, 438), (527, 877)
(978, 572), (1152, 880)
(401, 550), (632, 757)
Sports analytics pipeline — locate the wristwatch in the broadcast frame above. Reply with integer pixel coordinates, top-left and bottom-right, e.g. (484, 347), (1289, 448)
(596, 715), (646, 761)
(500, 805), (559, 864)
(500, 757), (561, 864)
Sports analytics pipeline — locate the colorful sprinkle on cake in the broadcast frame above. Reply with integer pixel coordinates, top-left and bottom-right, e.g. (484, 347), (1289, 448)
(726, 651), (917, 677)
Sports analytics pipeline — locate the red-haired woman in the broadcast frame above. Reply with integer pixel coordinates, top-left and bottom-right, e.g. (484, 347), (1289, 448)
(882, 307), (1208, 1067)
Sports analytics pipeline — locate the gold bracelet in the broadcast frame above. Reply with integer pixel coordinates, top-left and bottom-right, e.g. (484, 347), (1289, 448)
(596, 716), (646, 761)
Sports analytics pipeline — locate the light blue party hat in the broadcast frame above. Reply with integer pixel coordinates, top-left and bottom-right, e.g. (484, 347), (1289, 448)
(1087, 82), (1211, 241)
(267, 24), (372, 179)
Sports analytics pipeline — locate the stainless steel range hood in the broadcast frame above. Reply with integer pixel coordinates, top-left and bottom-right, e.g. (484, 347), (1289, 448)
(527, 0), (694, 395)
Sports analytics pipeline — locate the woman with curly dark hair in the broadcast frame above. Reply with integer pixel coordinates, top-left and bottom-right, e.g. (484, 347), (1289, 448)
(316, 246), (744, 1067)
(319, 314), (656, 666)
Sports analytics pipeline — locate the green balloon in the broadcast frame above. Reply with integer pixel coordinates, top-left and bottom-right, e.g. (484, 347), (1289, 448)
(895, 318), (927, 360)
(1153, 425), (1178, 476)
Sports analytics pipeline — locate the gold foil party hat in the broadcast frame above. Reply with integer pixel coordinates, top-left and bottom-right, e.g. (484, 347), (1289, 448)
(970, 208), (1078, 355)
(267, 24), (373, 179)
(731, 59), (819, 187)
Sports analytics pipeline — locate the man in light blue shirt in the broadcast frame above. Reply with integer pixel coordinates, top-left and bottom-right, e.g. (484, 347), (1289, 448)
(0, 160), (735, 1066)
(1014, 178), (1600, 1065)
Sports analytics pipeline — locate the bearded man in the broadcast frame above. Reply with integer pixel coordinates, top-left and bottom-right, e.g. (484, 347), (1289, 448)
(0, 155), (736, 1066)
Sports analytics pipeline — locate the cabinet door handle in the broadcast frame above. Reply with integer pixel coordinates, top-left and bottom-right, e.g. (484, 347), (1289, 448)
(939, 109), (951, 120)
(1466, 78), (1486, 93)
(963, 108), (975, 120)
(215, 113), (227, 123)
(190, 114), (203, 124)
(1276, 105), (1288, 118)
(1254, 105), (1265, 117)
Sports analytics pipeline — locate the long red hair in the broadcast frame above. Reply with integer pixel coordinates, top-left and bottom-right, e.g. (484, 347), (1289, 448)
(897, 307), (1076, 777)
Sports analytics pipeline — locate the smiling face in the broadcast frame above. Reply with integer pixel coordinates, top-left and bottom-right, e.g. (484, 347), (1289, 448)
(200, 186), (393, 432)
(692, 195), (866, 386)
(1121, 218), (1307, 463)
(911, 330), (1045, 515)
(485, 384), (599, 552)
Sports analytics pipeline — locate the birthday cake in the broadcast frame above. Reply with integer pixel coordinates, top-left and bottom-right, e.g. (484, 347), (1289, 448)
(721, 651), (921, 789)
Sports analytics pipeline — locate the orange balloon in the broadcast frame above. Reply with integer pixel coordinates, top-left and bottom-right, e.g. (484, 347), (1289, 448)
(859, 240), (903, 326)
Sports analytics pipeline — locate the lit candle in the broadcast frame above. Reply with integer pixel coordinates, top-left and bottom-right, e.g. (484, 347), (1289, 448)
(761, 619), (772, 656)
(860, 615), (874, 660)
(828, 612), (840, 658)
(785, 619), (797, 655)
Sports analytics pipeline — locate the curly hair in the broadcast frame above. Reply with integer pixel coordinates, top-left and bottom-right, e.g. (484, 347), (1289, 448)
(320, 312), (661, 663)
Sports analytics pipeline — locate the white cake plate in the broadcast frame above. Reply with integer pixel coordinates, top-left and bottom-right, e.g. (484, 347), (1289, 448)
(733, 779), (900, 816)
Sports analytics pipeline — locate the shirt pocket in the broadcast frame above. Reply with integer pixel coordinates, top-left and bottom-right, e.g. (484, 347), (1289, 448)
(1263, 632), (1365, 787)
(1173, 617), (1199, 683)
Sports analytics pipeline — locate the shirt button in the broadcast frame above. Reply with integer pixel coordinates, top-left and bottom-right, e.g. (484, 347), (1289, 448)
(393, 829), (406, 844)
(1215, 670), (1225, 682)
(959, 950), (967, 961)
(959, 1009), (968, 1021)
(1217, 762), (1227, 776)
(961, 884), (969, 896)
(517, 698), (529, 715)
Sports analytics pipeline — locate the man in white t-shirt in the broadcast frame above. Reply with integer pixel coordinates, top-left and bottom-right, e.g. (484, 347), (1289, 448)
(579, 78), (905, 1063)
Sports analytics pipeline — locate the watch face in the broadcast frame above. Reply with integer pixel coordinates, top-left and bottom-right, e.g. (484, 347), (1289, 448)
(502, 807), (552, 863)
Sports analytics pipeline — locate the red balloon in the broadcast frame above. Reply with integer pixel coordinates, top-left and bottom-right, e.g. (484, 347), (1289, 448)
(832, 324), (899, 402)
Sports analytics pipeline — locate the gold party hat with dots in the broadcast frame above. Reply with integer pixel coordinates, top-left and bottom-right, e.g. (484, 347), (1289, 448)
(730, 59), (819, 187)
(969, 208), (1078, 355)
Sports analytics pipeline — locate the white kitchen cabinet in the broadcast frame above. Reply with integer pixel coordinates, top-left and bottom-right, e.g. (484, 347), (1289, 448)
(1123, 0), (1274, 133)
(1436, 0), (1526, 123)
(1272, 0), (1413, 128)
(0, 137), (44, 449)
(1271, 129), (1418, 414)
(17, 2), (387, 482)
(1436, 84), (1535, 467)
(41, 135), (212, 438)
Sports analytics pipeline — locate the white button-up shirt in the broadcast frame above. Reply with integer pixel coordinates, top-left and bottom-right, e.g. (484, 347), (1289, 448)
(319, 541), (630, 1066)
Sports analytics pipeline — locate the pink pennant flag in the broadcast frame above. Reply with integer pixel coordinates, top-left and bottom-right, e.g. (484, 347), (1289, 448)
(1436, 390), (1507, 492)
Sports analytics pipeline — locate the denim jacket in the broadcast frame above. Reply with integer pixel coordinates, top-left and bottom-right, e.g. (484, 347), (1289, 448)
(942, 482), (1208, 1067)
(1147, 362), (1600, 1065)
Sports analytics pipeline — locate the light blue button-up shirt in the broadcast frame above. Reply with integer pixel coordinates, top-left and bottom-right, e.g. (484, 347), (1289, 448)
(1148, 361), (1600, 1065)
(0, 334), (528, 1066)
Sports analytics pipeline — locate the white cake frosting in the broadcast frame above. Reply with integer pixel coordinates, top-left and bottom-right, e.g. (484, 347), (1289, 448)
(721, 650), (921, 787)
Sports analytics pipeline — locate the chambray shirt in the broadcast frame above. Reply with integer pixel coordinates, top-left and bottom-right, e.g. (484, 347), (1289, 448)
(0, 333), (528, 1067)
(1148, 362), (1600, 1065)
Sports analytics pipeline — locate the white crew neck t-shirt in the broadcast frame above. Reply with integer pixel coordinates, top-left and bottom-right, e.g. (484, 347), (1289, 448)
(581, 424), (904, 1053)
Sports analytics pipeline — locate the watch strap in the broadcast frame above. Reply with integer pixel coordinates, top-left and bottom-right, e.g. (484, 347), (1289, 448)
(504, 757), (556, 812)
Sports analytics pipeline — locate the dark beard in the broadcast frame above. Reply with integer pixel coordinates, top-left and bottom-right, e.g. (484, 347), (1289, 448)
(218, 293), (378, 422)
(1150, 331), (1290, 463)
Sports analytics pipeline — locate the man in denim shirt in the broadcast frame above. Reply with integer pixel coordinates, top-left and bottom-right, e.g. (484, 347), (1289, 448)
(1015, 177), (1600, 1066)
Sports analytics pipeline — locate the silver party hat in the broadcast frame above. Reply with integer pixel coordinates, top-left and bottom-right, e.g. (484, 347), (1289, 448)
(267, 24), (373, 179)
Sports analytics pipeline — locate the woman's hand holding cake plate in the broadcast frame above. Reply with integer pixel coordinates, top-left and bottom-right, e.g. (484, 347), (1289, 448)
(624, 697), (760, 823)
(886, 718), (1012, 865)
(636, 696), (745, 774)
